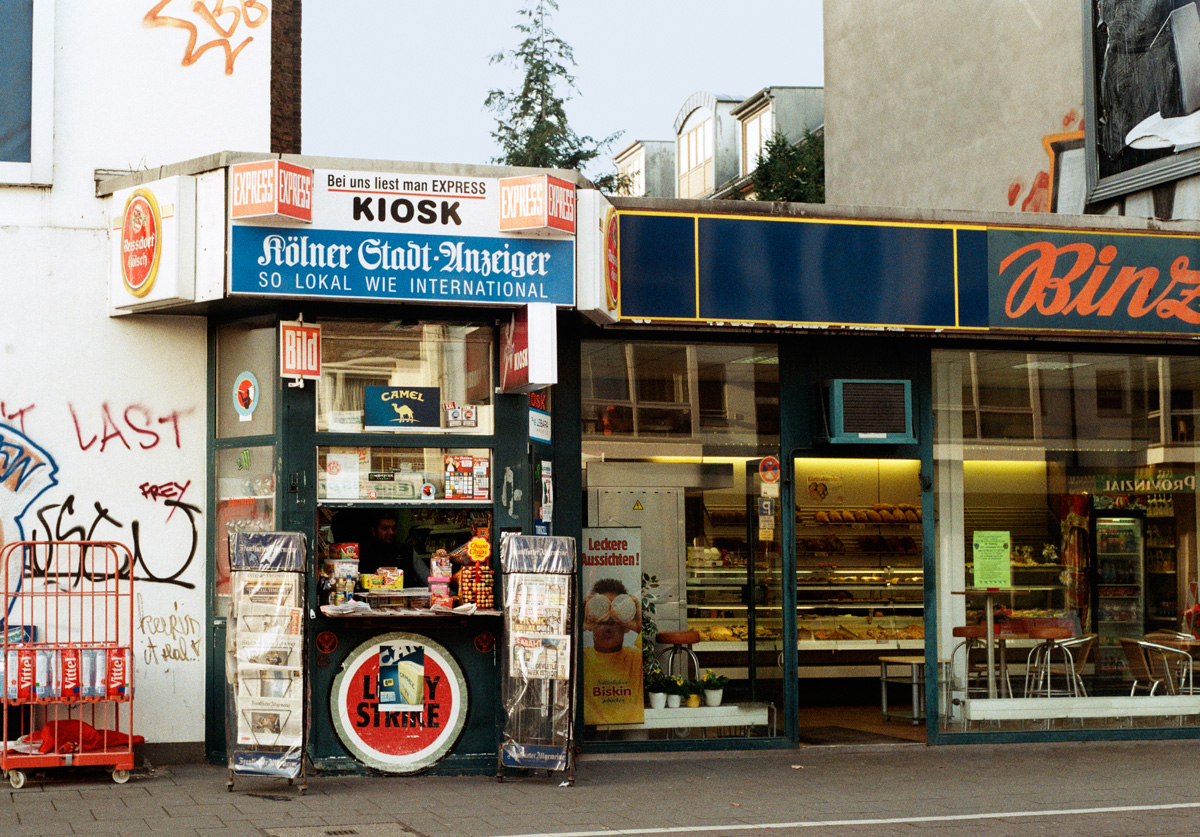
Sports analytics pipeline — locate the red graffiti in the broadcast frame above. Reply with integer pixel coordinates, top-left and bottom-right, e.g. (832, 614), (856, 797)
(139, 480), (191, 502)
(0, 402), (35, 434)
(70, 403), (194, 452)
(1000, 241), (1200, 325)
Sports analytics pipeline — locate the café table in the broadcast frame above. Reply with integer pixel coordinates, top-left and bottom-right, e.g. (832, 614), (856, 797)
(952, 587), (1057, 699)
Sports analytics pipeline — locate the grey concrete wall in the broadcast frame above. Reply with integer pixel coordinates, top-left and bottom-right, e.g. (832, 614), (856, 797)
(825, 0), (1083, 214)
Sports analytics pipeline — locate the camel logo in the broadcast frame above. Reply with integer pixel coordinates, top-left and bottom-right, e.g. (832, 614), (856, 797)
(363, 385), (441, 430)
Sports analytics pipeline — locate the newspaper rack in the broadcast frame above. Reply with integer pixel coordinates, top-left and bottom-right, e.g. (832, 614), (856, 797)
(497, 534), (576, 784)
(225, 532), (308, 793)
(0, 541), (137, 790)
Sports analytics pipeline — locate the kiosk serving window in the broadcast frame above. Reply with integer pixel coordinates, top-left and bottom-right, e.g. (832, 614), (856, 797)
(315, 321), (493, 434)
(934, 349), (1200, 730)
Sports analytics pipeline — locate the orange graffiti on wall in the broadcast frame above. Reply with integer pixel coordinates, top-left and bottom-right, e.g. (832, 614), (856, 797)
(144, 1), (270, 76)
(1008, 109), (1085, 213)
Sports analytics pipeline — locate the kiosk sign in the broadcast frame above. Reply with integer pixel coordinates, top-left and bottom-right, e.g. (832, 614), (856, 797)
(331, 632), (468, 773)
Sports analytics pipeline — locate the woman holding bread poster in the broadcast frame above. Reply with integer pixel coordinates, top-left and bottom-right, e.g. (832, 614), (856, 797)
(581, 529), (643, 725)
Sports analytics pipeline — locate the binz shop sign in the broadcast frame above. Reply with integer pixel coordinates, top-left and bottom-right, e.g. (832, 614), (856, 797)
(989, 229), (1200, 335)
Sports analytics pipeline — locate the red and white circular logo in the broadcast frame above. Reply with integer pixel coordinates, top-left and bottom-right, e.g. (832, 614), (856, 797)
(331, 632), (468, 773)
(603, 208), (619, 312)
(120, 189), (162, 298)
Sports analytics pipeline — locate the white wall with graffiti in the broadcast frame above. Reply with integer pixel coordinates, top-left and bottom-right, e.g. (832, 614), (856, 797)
(0, 3), (275, 745)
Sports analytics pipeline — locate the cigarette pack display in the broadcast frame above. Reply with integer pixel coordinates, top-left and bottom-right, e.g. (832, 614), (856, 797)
(60, 648), (81, 698)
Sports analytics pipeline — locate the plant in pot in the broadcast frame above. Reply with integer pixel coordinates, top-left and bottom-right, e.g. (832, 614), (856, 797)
(701, 669), (729, 706)
(684, 678), (705, 708)
(665, 674), (686, 708)
(644, 667), (671, 710)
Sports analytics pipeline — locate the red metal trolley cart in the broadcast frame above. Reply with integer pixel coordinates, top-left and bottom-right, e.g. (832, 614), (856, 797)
(1, 541), (137, 789)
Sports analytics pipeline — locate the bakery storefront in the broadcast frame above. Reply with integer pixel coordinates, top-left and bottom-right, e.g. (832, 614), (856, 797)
(576, 201), (1200, 749)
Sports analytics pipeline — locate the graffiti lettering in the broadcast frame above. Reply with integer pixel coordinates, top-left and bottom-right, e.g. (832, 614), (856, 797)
(137, 595), (201, 665)
(139, 480), (192, 502)
(0, 403), (35, 435)
(30, 495), (198, 589)
(69, 402), (193, 453)
(1001, 241), (1200, 325)
(143, 0), (270, 76)
(0, 434), (55, 497)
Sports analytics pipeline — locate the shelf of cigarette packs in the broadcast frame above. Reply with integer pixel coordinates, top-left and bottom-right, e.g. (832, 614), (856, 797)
(0, 541), (137, 789)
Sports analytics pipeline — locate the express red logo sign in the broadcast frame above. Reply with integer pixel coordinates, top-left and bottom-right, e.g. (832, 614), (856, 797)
(331, 633), (467, 773)
(120, 189), (162, 298)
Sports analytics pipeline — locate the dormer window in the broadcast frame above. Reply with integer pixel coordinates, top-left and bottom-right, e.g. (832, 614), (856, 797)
(677, 111), (713, 199)
(741, 105), (772, 177)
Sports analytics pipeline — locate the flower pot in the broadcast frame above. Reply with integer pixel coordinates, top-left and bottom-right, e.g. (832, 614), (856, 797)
(648, 691), (667, 710)
(704, 688), (723, 707)
(685, 693), (702, 708)
(666, 694), (681, 708)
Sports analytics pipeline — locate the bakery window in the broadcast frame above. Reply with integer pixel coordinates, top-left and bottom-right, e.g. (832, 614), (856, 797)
(934, 349), (1200, 731)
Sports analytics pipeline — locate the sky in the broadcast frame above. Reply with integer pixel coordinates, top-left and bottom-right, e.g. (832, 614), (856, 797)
(301, 1), (824, 181)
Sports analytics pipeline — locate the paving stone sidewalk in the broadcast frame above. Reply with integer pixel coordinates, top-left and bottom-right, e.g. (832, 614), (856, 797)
(4, 739), (1200, 837)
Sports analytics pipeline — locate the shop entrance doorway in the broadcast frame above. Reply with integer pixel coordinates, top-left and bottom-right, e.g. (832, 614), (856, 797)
(792, 457), (926, 744)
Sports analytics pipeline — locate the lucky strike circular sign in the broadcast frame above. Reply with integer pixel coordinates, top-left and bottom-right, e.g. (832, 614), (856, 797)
(120, 188), (162, 298)
(331, 632), (468, 773)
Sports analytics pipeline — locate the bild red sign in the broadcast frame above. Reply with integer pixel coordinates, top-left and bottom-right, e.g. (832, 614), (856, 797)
(331, 633), (468, 773)
(279, 321), (322, 380)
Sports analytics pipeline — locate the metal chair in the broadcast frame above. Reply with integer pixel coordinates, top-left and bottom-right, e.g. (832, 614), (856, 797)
(1119, 638), (1193, 695)
(1042, 633), (1096, 697)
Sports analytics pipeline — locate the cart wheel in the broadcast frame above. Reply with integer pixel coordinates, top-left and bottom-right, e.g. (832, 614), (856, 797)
(227, 780), (234, 792)
(287, 778), (293, 786)
(8, 770), (25, 790)
(111, 770), (130, 784)
(299, 785), (307, 796)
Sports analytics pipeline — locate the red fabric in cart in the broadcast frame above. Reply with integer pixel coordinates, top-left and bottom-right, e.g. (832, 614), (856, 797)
(27, 721), (143, 754)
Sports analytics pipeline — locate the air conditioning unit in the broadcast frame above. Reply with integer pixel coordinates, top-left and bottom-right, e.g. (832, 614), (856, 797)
(825, 379), (916, 444)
